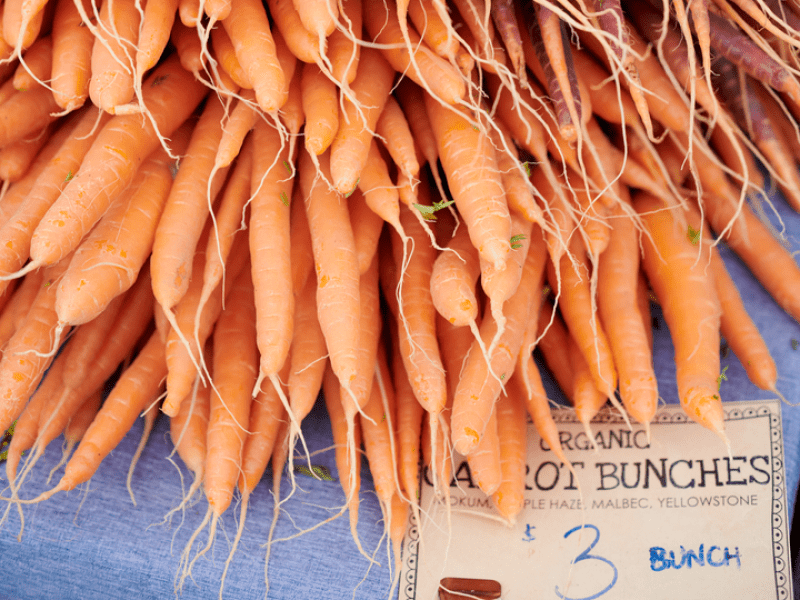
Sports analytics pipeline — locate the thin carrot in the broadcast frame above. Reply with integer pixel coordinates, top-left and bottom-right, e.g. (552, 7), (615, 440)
(407, 0), (460, 61)
(136, 0), (180, 76)
(266, 0), (321, 67)
(350, 189), (384, 275)
(301, 63), (338, 155)
(0, 123), (50, 182)
(364, 0), (466, 105)
(375, 96), (420, 181)
(152, 95), (230, 314)
(249, 118), (295, 385)
(0, 270), (44, 352)
(170, 376), (211, 511)
(13, 34), (50, 92)
(356, 140), (403, 235)
(430, 221), (481, 327)
(0, 85), (59, 149)
(326, 0), (361, 85)
(491, 375), (527, 522)
(465, 407), (502, 495)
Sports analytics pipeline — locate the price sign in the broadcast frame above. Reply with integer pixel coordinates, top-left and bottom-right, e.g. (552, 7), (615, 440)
(399, 400), (792, 600)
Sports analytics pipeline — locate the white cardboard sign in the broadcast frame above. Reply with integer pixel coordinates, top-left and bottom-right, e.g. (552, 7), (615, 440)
(400, 400), (792, 600)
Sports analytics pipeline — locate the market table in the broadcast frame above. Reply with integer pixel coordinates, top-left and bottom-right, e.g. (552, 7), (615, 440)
(2, 185), (800, 600)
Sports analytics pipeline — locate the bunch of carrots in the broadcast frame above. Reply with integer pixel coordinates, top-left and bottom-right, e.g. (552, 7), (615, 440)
(0, 0), (798, 594)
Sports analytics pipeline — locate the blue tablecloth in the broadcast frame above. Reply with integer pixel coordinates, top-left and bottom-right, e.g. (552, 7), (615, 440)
(2, 188), (800, 600)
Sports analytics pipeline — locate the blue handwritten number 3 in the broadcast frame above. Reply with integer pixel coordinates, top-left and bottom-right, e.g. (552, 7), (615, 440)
(555, 524), (618, 600)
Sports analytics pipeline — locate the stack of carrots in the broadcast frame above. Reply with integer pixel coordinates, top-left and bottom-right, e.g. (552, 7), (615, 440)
(0, 0), (798, 592)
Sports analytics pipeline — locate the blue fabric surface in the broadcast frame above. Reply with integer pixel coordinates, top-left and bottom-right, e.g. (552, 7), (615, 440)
(2, 190), (800, 600)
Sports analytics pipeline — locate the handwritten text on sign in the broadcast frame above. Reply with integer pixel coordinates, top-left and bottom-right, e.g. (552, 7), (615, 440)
(400, 400), (792, 600)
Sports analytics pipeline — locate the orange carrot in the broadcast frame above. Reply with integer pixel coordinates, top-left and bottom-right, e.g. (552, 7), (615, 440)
(329, 47), (395, 195)
(89, 0), (140, 113)
(152, 95), (230, 313)
(636, 193), (724, 439)
(0, 124), (50, 182)
(223, 0), (286, 112)
(597, 203), (658, 426)
(326, 0), (361, 85)
(430, 221), (481, 327)
(491, 375), (527, 521)
(249, 118), (295, 384)
(136, 0), (180, 76)
(424, 94), (512, 271)
(301, 63), (338, 155)
(13, 35), (50, 92)
(29, 56), (206, 270)
(299, 149), (360, 389)
(350, 189), (385, 275)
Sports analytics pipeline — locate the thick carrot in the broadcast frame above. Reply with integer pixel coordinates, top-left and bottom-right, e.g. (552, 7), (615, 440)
(0, 85), (59, 149)
(56, 145), (177, 326)
(152, 95), (230, 313)
(356, 140), (403, 235)
(407, 0), (460, 61)
(425, 95), (512, 271)
(0, 124), (50, 182)
(89, 0), (140, 113)
(223, 0), (286, 112)
(29, 56), (206, 269)
(298, 149), (360, 389)
(294, 0), (337, 39)
(597, 203), (658, 426)
(636, 193), (724, 439)
(0, 270), (44, 352)
(211, 24), (252, 90)
(329, 47), (395, 195)
(136, 0), (180, 76)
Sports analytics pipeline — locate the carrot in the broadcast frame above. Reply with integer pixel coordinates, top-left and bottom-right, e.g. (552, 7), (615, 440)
(88, 0), (140, 113)
(287, 274), (327, 431)
(301, 63), (338, 155)
(350, 189), (385, 275)
(289, 186), (314, 295)
(136, 0), (180, 77)
(359, 348), (398, 504)
(299, 149), (360, 389)
(329, 47), (395, 195)
(700, 192), (800, 325)
(152, 95), (230, 314)
(0, 84), (59, 149)
(44, 332), (167, 496)
(322, 363), (364, 553)
(356, 140), (404, 234)
(597, 203), (658, 426)
(3, 0), (45, 55)
(490, 120), (545, 225)
(547, 234), (618, 400)
(0, 270), (44, 352)
(294, 0), (337, 39)
(223, 0), (287, 112)
(451, 0), (509, 74)
(491, 0), (524, 78)
(4, 346), (64, 484)
(179, 0), (202, 27)
(391, 203), (447, 416)
(198, 139), (253, 316)
(364, 0), (466, 105)
(407, 0), (460, 61)
(375, 96), (419, 181)
(491, 374), (527, 522)
(430, 220), (481, 327)
(0, 123), (50, 182)
(465, 407), (502, 495)
(635, 193), (725, 440)
(0, 107), (109, 283)
(425, 95), (512, 271)
(13, 35), (50, 92)
(266, 0), (320, 67)
(326, 0), (361, 85)
(249, 118), (295, 386)
(450, 229), (546, 456)
(211, 23), (252, 90)
(55, 144), (177, 326)
(391, 324), (425, 504)
(0, 256), (71, 435)
(28, 56), (206, 270)
(162, 228), (250, 417)
(205, 0), (232, 21)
